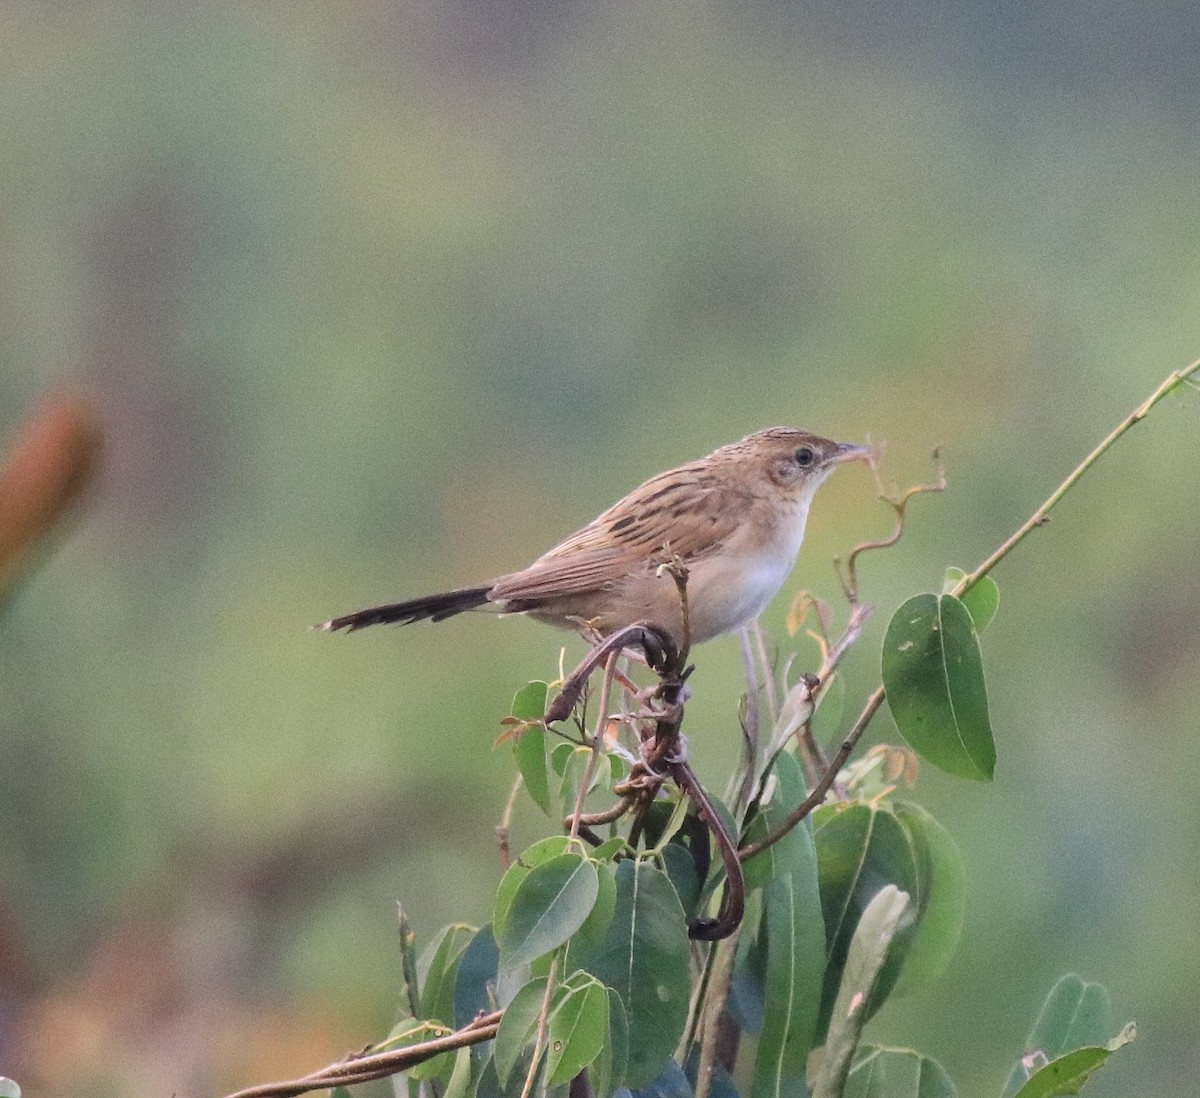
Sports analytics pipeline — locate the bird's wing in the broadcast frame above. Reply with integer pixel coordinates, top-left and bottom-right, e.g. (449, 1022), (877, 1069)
(491, 463), (750, 601)
(489, 544), (632, 601)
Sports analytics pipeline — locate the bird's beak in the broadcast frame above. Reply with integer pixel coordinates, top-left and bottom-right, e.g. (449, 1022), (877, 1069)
(831, 441), (873, 465)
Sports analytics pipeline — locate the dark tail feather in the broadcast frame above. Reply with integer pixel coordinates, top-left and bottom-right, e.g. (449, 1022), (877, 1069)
(321, 586), (493, 632)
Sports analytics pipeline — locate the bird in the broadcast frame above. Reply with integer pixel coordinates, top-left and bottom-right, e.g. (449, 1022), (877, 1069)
(321, 427), (869, 649)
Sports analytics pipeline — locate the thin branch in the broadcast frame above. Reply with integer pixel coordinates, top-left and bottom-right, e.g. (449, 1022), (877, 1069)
(565, 795), (635, 830)
(222, 1011), (503, 1098)
(953, 359), (1200, 594)
(496, 773), (524, 871)
(739, 686), (885, 862)
(750, 619), (779, 719)
(520, 956), (560, 1098)
(692, 932), (740, 1098)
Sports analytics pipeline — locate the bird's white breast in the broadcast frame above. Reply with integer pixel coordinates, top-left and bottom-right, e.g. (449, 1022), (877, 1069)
(686, 494), (815, 641)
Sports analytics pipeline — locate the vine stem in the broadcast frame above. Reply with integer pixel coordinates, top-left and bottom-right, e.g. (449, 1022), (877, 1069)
(741, 358), (1200, 862)
(953, 359), (1200, 595)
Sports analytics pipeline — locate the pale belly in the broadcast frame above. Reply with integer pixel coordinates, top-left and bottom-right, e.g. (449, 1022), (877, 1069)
(683, 548), (799, 642)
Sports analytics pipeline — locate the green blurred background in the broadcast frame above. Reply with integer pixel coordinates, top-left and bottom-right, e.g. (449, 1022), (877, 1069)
(2, 3), (1198, 1095)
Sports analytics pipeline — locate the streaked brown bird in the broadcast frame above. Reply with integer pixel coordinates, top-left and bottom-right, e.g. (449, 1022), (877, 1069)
(322, 428), (868, 648)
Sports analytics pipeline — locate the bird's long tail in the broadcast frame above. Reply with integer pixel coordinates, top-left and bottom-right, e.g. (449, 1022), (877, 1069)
(321, 586), (493, 632)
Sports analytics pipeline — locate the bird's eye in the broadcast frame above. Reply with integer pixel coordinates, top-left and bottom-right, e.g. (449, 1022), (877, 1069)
(794, 446), (816, 467)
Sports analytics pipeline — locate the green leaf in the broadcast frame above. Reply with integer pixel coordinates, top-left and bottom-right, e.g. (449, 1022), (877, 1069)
(728, 903), (768, 1036)
(499, 853), (600, 968)
(1023, 974), (1115, 1056)
(882, 593), (996, 781)
(743, 748), (811, 891)
(1002, 976), (1122, 1098)
(844, 1045), (957, 1098)
(813, 803), (920, 1038)
(811, 886), (912, 1098)
(592, 836), (633, 862)
(545, 972), (610, 1085)
(494, 836), (573, 944)
(443, 1046), (474, 1098)
(943, 568), (1000, 633)
(751, 868), (827, 1098)
(494, 977), (550, 1086)
(749, 752), (827, 1098)
(590, 988), (630, 1098)
(891, 803), (966, 996)
(420, 924), (477, 1025)
(659, 841), (702, 917)
(1009, 1025), (1135, 1098)
(563, 859), (618, 969)
(0, 1080), (19, 1098)
(453, 923), (500, 1029)
(585, 858), (691, 1088)
(511, 681), (551, 814)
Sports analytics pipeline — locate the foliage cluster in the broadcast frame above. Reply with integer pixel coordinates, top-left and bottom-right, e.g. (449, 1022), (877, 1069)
(218, 359), (1200, 1098)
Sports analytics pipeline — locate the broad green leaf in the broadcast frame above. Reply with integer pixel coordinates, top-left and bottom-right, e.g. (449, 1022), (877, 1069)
(813, 803), (919, 1037)
(585, 859), (691, 1088)
(564, 859), (618, 969)
(1002, 976), (1118, 1098)
(453, 924), (500, 1029)
(510, 682), (551, 814)
(811, 887), (912, 1098)
(545, 973), (610, 1085)
(550, 739), (576, 776)
(592, 836), (632, 862)
(845, 1045), (957, 1098)
(882, 593), (996, 781)
(1009, 1025), (1135, 1098)
(494, 836), (573, 944)
(499, 853), (600, 968)
(943, 568), (1000, 633)
(727, 902), (768, 1036)
(659, 841), (702, 917)
(749, 751), (827, 1098)
(1023, 974), (1114, 1056)
(590, 987), (630, 1098)
(494, 977), (550, 1086)
(891, 803), (966, 996)
(751, 867), (827, 1098)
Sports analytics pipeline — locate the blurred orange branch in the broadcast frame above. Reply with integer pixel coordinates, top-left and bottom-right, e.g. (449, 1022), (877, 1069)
(0, 390), (101, 598)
